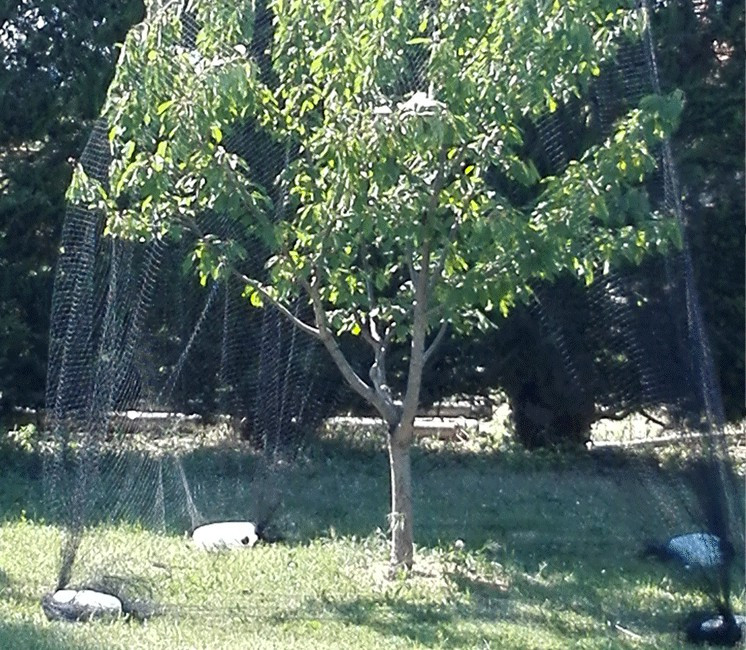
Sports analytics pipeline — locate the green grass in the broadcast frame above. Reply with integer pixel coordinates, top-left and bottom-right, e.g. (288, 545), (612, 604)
(0, 426), (742, 649)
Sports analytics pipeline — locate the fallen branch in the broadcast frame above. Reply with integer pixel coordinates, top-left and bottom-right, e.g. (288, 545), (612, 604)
(614, 622), (643, 641)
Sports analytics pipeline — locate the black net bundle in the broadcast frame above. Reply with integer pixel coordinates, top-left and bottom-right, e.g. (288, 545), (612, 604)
(41, 0), (743, 644)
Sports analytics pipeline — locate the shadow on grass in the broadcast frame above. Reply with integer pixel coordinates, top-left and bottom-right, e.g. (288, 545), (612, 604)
(270, 567), (686, 649)
(322, 596), (474, 647)
(2, 429), (742, 552)
(1, 428), (740, 648)
(0, 620), (104, 650)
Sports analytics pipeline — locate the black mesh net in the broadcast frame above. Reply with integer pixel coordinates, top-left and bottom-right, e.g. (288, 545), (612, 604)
(42, 0), (743, 644)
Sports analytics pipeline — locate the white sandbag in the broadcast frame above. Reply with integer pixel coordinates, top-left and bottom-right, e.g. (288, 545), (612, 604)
(191, 521), (259, 551)
(667, 533), (728, 569)
(42, 589), (123, 622)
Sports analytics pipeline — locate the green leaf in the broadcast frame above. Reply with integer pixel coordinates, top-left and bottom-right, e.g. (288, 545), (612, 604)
(157, 99), (176, 115)
(309, 57), (323, 74)
(122, 140), (135, 161)
(544, 89), (558, 113)
(249, 290), (264, 308)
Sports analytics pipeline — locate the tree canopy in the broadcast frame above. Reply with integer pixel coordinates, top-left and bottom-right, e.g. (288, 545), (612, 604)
(67, 0), (685, 566)
(73, 0), (682, 354)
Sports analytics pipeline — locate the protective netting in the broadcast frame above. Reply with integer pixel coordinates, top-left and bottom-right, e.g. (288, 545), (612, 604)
(43, 0), (743, 643)
(45, 110), (338, 610)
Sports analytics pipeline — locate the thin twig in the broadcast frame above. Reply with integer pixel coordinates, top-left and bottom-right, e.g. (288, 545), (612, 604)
(640, 408), (668, 428)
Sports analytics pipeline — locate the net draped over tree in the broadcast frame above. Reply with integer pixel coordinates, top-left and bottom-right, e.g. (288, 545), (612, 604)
(46, 0), (743, 640)
(67, 0), (683, 568)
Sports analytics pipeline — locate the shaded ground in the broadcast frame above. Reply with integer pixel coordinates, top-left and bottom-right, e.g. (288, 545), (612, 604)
(0, 422), (743, 649)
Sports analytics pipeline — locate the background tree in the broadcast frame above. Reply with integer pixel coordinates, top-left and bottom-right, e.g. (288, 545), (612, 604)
(0, 0), (144, 414)
(653, 0), (744, 420)
(69, 0), (682, 568)
(418, 0), (745, 445)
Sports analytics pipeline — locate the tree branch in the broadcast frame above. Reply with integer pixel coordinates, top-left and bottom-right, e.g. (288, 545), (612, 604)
(291, 200), (400, 424)
(423, 321), (448, 366)
(230, 269), (321, 340)
(353, 310), (377, 349)
(593, 406), (668, 429)
(369, 342), (390, 398)
(369, 318), (394, 398)
(362, 273), (384, 344)
(405, 247), (417, 286)
(302, 274), (398, 424)
(395, 147), (448, 442)
(396, 242), (429, 442)
(640, 408), (668, 429)
(183, 216), (398, 423)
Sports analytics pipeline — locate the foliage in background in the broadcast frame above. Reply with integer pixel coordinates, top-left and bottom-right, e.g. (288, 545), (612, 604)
(0, 0), (144, 413)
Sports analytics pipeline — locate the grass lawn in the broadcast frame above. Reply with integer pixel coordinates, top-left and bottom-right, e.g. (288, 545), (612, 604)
(0, 422), (742, 649)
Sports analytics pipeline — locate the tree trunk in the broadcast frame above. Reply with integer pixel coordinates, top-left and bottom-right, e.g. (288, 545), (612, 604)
(388, 429), (414, 570)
